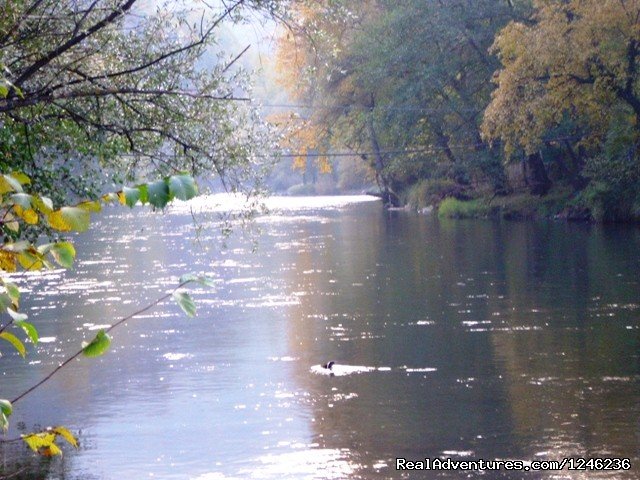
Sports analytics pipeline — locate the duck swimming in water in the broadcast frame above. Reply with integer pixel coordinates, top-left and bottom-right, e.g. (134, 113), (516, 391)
(323, 361), (335, 370)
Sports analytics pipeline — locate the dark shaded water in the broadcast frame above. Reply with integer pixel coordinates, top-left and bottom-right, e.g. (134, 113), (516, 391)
(1, 196), (639, 479)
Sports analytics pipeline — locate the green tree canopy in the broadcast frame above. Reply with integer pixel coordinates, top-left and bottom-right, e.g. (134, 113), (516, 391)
(1, 0), (276, 207)
(276, 1), (529, 203)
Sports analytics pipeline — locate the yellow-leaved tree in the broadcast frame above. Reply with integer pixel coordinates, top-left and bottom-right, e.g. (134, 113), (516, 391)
(483, 0), (640, 210)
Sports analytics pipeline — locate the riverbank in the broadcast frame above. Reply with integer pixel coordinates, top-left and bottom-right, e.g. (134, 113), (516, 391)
(408, 186), (639, 223)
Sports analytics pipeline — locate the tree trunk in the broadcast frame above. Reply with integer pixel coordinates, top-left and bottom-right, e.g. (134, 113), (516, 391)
(562, 140), (587, 190)
(432, 124), (459, 164)
(366, 102), (400, 207)
(366, 115), (386, 176)
(524, 151), (551, 195)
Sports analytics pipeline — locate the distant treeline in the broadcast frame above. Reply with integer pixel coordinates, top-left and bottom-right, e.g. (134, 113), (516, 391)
(273, 0), (640, 222)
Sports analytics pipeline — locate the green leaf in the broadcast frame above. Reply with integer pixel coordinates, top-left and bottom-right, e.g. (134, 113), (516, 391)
(15, 320), (38, 345)
(9, 193), (33, 209)
(121, 186), (141, 208)
(0, 400), (11, 431)
(3, 281), (19, 307)
(179, 273), (217, 288)
(0, 293), (14, 311)
(137, 184), (148, 204)
(0, 399), (12, 416)
(168, 175), (198, 201)
(172, 291), (196, 317)
(0, 174), (23, 194)
(82, 329), (111, 358)
(146, 180), (170, 209)
(33, 196), (53, 214)
(12, 86), (24, 100)
(0, 412), (8, 433)
(0, 331), (26, 357)
(49, 242), (76, 269)
(7, 307), (27, 322)
(8, 172), (30, 185)
(47, 207), (90, 232)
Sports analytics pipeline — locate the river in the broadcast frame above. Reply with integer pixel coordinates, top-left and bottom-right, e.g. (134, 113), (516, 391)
(1, 195), (639, 479)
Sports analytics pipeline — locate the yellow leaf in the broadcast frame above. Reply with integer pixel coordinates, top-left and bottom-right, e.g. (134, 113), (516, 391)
(0, 331), (25, 357)
(17, 250), (44, 271)
(22, 432), (56, 452)
(101, 192), (119, 203)
(0, 250), (17, 272)
(41, 443), (63, 456)
(0, 175), (23, 194)
(13, 205), (38, 225)
(318, 155), (332, 174)
(23, 209), (39, 225)
(47, 207), (90, 232)
(117, 191), (126, 205)
(52, 426), (78, 448)
(293, 156), (307, 170)
(76, 200), (101, 213)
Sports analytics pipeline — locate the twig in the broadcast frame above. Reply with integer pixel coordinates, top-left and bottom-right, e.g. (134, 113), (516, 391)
(0, 466), (28, 479)
(10, 280), (191, 404)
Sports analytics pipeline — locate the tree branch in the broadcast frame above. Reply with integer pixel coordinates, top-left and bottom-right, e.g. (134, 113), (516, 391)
(11, 280), (193, 404)
(12, 0), (138, 90)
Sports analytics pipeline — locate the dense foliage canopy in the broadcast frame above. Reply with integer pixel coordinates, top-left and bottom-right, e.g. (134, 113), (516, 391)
(1, 0), (277, 207)
(276, 0), (640, 220)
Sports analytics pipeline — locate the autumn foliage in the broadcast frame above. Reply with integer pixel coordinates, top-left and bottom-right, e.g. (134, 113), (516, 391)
(276, 0), (640, 220)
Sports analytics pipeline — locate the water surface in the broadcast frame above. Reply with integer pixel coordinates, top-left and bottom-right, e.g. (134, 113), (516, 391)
(1, 196), (639, 479)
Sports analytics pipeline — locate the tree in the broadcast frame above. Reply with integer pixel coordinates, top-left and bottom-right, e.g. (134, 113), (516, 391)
(276, 1), (529, 204)
(483, 0), (640, 212)
(275, 1), (392, 198)
(0, 0), (277, 207)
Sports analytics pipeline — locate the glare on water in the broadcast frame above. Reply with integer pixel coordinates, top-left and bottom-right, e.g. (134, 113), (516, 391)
(2, 195), (639, 480)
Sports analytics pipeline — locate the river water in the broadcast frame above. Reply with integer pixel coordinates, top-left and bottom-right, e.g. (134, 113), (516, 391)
(1, 195), (639, 479)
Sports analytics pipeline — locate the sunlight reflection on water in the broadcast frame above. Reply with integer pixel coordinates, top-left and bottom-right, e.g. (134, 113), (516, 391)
(3, 195), (639, 480)
(169, 193), (379, 215)
(193, 448), (360, 480)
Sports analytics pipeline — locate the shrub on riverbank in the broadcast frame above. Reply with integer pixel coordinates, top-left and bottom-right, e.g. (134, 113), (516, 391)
(569, 182), (640, 223)
(437, 189), (574, 220)
(406, 179), (470, 210)
(438, 198), (494, 219)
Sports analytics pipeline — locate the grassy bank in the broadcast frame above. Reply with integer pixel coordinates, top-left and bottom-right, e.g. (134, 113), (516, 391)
(404, 176), (640, 222)
(436, 189), (577, 220)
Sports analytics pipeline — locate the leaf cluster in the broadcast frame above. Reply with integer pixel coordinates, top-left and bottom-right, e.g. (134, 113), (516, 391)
(0, 0), (275, 212)
(0, 170), (200, 456)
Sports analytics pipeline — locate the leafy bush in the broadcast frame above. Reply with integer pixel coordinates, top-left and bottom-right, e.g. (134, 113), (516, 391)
(438, 198), (493, 219)
(406, 179), (469, 210)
